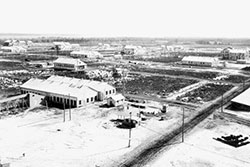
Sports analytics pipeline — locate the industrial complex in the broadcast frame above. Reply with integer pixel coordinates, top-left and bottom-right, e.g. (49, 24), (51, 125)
(1, 36), (250, 167)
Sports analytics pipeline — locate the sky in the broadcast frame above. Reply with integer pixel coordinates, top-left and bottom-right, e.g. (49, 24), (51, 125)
(1, 0), (250, 38)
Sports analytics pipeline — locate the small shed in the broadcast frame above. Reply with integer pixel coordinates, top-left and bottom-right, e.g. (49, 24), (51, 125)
(107, 94), (125, 107)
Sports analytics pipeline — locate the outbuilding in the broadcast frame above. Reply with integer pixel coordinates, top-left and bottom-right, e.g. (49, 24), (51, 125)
(107, 94), (125, 107)
(53, 57), (87, 71)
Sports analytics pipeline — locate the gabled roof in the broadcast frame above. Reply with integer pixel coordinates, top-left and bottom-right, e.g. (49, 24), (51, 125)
(20, 77), (97, 99)
(54, 57), (86, 66)
(108, 94), (125, 101)
(47, 75), (115, 93)
(70, 50), (103, 57)
(21, 75), (115, 99)
(182, 56), (218, 63)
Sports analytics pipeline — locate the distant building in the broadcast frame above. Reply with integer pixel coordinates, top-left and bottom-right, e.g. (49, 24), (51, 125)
(95, 49), (120, 57)
(71, 44), (81, 51)
(3, 39), (30, 47)
(181, 56), (219, 67)
(70, 50), (103, 59)
(53, 42), (72, 51)
(122, 45), (136, 55)
(231, 88), (250, 111)
(53, 57), (87, 71)
(221, 47), (250, 61)
(166, 45), (184, 52)
(20, 75), (116, 108)
(0, 46), (27, 53)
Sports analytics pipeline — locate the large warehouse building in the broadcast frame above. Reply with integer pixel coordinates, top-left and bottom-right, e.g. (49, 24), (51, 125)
(20, 75), (116, 108)
(231, 88), (250, 111)
(181, 56), (219, 67)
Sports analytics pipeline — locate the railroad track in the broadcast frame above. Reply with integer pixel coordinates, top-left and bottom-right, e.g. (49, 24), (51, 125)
(117, 84), (250, 167)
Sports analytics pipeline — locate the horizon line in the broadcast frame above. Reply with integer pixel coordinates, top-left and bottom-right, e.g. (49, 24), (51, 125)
(1, 33), (250, 40)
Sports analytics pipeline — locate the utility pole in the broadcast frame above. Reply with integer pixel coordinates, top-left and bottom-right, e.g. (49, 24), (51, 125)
(45, 100), (49, 112)
(69, 94), (71, 121)
(182, 107), (185, 143)
(128, 111), (132, 148)
(221, 93), (224, 113)
(122, 69), (125, 95)
(63, 98), (66, 122)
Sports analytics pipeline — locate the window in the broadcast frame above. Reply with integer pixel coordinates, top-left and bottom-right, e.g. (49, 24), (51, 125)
(106, 91), (108, 95)
(87, 98), (89, 103)
(113, 89), (115, 93)
(109, 90), (111, 94)
(91, 97), (93, 101)
(79, 100), (81, 105)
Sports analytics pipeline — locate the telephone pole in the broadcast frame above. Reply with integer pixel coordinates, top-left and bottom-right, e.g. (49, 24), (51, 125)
(221, 93), (224, 113)
(69, 94), (71, 121)
(182, 107), (185, 143)
(128, 111), (132, 147)
(63, 98), (66, 122)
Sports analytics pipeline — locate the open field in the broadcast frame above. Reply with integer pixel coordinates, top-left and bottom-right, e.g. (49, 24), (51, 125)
(149, 112), (250, 167)
(0, 62), (24, 71)
(177, 83), (234, 103)
(132, 67), (219, 80)
(122, 74), (198, 97)
(224, 75), (249, 83)
(124, 56), (182, 63)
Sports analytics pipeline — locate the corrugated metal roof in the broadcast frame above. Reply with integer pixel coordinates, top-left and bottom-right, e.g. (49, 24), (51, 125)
(47, 75), (114, 93)
(20, 75), (115, 99)
(231, 88), (250, 107)
(21, 77), (96, 99)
